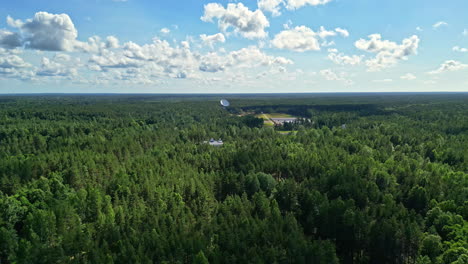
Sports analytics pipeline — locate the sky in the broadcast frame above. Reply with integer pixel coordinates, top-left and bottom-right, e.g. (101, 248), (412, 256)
(0, 0), (467, 93)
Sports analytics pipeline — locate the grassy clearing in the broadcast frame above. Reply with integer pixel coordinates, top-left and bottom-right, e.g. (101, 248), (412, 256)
(255, 113), (274, 127)
(277, 131), (297, 135)
(255, 113), (297, 127)
(267, 113), (295, 118)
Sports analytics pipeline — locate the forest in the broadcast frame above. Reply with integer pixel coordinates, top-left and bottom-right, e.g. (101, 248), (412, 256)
(0, 93), (466, 264)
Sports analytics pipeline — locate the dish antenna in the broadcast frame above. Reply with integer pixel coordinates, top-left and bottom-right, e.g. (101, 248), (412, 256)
(220, 99), (230, 107)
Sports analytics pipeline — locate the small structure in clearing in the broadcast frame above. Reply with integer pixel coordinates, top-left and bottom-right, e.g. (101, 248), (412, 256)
(204, 138), (224, 147)
(270, 118), (297, 125)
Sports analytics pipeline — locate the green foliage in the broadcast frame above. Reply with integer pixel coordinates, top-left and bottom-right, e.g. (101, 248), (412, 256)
(193, 251), (209, 264)
(0, 94), (466, 264)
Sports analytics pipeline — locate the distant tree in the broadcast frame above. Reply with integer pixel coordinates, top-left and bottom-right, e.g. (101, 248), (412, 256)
(193, 251), (209, 264)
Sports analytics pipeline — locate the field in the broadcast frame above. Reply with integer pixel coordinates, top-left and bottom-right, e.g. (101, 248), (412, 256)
(255, 112), (297, 127)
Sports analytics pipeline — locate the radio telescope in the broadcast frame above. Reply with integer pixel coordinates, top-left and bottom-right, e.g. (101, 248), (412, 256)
(220, 99), (230, 107)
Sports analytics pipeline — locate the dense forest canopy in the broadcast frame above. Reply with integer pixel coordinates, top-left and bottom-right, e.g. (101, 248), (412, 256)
(0, 93), (466, 264)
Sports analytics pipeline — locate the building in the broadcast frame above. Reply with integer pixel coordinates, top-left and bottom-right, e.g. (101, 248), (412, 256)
(270, 118), (297, 125)
(205, 138), (224, 147)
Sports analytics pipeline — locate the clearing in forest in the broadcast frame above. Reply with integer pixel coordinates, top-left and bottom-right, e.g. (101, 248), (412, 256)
(255, 113), (297, 127)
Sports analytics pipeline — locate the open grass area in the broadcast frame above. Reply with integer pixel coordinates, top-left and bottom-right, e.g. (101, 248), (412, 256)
(277, 131), (298, 135)
(255, 113), (275, 127)
(255, 113), (297, 127)
(267, 113), (295, 118)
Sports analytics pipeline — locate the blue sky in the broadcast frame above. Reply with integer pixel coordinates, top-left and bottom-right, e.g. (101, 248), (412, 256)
(0, 0), (467, 93)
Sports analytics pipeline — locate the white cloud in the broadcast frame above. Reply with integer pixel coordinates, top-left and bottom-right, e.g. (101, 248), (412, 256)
(230, 46), (293, 67)
(372, 79), (393, 83)
(0, 54), (31, 69)
(199, 46), (292, 73)
(321, 40), (335, 47)
(258, 0), (284, 16)
(1, 12), (296, 85)
(335, 28), (349, 37)
(201, 3), (270, 39)
(400, 73), (416, 80)
(257, 0), (333, 16)
(272, 26), (349, 52)
(429, 60), (468, 74)
(416, 27), (423, 32)
(75, 36), (106, 53)
(54, 53), (71, 62)
(0, 30), (22, 49)
(432, 21), (448, 29)
(317, 26), (336, 39)
(160, 28), (170, 34)
(285, 0), (333, 10)
(328, 49), (363, 65)
(283, 20), (293, 29)
(200, 33), (226, 48)
(463, 29), (468, 36)
(320, 68), (353, 85)
(6, 16), (23, 28)
(272, 26), (319, 51)
(36, 57), (77, 77)
(89, 49), (141, 70)
(106, 36), (120, 49)
(273, 25), (350, 52)
(10, 12), (78, 51)
(355, 34), (420, 71)
(453, 46), (468, 53)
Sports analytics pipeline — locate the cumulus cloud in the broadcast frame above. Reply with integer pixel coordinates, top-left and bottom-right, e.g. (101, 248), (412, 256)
(316, 26), (336, 39)
(0, 54), (31, 69)
(372, 79), (393, 83)
(230, 46), (293, 67)
(272, 26), (346, 52)
(106, 36), (120, 49)
(199, 46), (293, 73)
(108, 37), (293, 77)
(90, 49), (141, 70)
(36, 57), (77, 77)
(258, 0), (284, 16)
(201, 3), (270, 39)
(122, 38), (200, 78)
(320, 68), (353, 85)
(452, 46), (468, 53)
(199, 52), (227, 72)
(0, 30), (22, 49)
(432, 21), (448, 29)
(9, 12), (78, 51)
(1, 11), (295, 85)
(272, 26), (320, 51)
(328, 49), (363, 65)
(257, 0), (333, 16)
(285, 0), (333, 10)
(335, 28), (349, 37)
(200, 33), (226, 48)
(463, 29), (468, 36)
(75, 36), (106, 53)
(160, 28), (170, 34)
(6, 16), (23, 28)
(429, 60), (468, 74)
(400, 73), (416, 80)
(54, 53), (71, 62)
(74, 35), (120, 53)
(355, 34), (420, 71)
(5, 12), (121, 53)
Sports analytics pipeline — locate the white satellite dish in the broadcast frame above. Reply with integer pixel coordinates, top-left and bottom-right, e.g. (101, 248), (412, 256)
(220, 99), (230, 107)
